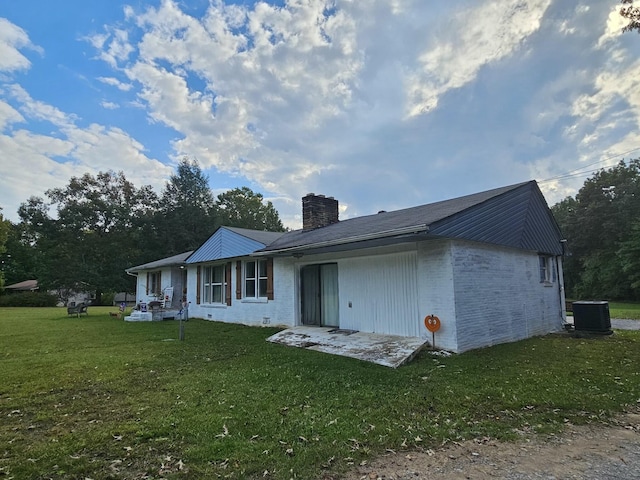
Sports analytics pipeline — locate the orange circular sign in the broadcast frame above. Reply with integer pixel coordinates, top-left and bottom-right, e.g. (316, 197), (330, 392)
(424, 315), (441, 333)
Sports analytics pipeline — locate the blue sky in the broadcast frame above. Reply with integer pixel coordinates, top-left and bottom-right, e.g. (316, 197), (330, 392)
(1, 0), (639, 229)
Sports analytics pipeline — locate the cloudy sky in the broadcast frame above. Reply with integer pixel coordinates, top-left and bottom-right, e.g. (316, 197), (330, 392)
(1, 0), (639, 228)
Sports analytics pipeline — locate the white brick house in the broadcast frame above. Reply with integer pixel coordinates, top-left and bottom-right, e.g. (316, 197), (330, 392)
(127, 181), (566, 353)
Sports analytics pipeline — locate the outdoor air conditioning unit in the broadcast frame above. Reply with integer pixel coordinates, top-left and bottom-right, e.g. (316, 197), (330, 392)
(572, 301), (612, 335)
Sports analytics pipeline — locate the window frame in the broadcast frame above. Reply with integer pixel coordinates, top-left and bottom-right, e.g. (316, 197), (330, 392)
(244, 259), (268, 299)
(148, 271), (162, 296)
(539, 255), (554, 285)
(202, 264), (226, 305)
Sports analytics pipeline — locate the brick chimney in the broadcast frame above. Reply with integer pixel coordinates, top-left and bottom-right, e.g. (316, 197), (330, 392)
(302, 193), (339, 231)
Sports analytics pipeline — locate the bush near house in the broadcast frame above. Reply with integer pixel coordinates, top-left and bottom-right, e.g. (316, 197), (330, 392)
(0, 307), (639, 479)
(0, 291), (57, 307)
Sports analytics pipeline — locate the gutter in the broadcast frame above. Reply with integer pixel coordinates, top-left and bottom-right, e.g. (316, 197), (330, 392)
(251, 224), (429, 256)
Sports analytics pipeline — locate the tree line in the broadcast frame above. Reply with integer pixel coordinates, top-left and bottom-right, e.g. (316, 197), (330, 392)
(2, 158), (639, 304)
(0, 159), (284, 304)
(551, 159), (640, 301)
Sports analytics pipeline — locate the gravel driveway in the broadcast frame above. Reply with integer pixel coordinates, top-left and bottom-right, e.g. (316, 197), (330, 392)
(342, 321), (640, 480)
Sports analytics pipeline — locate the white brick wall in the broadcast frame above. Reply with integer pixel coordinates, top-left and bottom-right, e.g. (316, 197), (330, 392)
(416, 240), (458, 351)
(180, 240), (564, 354)
(187, 257), (296, 328)
(451, 240), (564, 352)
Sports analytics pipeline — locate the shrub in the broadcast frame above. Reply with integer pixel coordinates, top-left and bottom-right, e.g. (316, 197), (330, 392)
(100, 291), (115, 306)
(0, 292), (58, 307)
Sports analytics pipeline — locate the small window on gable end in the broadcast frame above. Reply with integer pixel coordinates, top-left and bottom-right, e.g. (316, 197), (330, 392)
(539, 256), (553, 284)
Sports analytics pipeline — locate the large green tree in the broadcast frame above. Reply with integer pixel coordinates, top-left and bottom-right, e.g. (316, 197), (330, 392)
(552, 159), (640, 300)
(621, 0), (640, 33)
(217, 187), (285, 232)
(1, 221), (39, 288)
(154, 158), (219, 257)
(0, 208), (10, 290)
(18, 171), (159, 304)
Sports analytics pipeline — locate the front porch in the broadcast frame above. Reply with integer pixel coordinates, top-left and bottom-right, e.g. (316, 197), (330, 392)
(124, 308), (184, 322)
(266, 326), (427, 368)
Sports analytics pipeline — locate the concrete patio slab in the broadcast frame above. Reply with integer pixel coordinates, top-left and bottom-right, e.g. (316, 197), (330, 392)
(266, 326), (428, 368)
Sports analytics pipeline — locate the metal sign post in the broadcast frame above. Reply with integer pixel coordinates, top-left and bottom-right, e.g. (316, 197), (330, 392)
(424, 315), (441, 350)
(178, 301), (188, 341)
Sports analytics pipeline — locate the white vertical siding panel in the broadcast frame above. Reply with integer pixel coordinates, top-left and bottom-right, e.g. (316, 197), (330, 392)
(339, 251), (420, 337)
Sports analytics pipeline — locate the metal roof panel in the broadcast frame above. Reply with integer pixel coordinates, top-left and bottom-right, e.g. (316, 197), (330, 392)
(186, 227), (282, 263)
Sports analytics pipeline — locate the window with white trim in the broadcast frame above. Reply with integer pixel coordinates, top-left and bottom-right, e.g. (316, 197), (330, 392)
(245, 259), (268, 298)
(147, 271), (162, 296)
(539, 256), (553, 284)
(202, 265), (225, 304)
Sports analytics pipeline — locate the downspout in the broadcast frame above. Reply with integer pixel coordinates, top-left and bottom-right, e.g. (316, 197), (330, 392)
(126, 270), (139, 302)
(557, 240), (567, 327)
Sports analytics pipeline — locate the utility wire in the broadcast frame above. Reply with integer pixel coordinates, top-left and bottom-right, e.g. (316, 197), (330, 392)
(538, 146), (640, 184)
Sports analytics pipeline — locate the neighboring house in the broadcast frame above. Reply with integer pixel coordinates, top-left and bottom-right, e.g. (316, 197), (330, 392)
(127, 181), (566, 353)
(4, 279), (39, 292)
(113, 292), (137, 307)
(4, 280), (93, 306)
(125, 251), (193, 309)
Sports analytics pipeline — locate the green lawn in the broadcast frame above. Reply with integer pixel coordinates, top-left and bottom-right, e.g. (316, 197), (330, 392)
(610, 302), (640, 320)
(1, 307), (640, 479)
(566, 301), (640, 319)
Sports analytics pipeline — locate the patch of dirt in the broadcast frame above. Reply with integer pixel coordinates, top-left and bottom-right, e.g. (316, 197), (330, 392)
(340, 412), (640, 480)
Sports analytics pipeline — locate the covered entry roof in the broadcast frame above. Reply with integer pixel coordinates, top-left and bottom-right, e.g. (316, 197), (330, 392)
(126, 251), (193, 273)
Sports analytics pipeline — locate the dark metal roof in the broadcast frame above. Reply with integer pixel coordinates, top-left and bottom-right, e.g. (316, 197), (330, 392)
(259, 181), (564, 256)
(185, 226), (285, 264)
(428, 181), (563, 254)
(224, 226), (285, 246)
(126, 251), (193, 273)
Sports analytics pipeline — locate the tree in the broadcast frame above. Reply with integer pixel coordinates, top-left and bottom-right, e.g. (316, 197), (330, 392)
(217, 187), (285, 232)
(621, 0), (640, 33)
(1, 221), (39, 288)
(551, 159), (640, 300)
(154, 158), (218, 256)
(0, 208), (9, 290)
(18, 171), (159, 304)
(619, 220), (640, 291)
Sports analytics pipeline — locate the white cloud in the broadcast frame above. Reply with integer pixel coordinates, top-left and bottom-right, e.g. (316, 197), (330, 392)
(3, 1), (640, 229)
(97, 76), (132, 91)
(85, 28), (134, 68)
(117, 0), (363, 200)
(598, 4), (628, 46)
(0, 27), (170, 220)
(100, 100), (119, 109)
(0, 17), (43, 74)
(0, 98), (24, 130)
(406, 0), (552, 117)
(7, 84), (75, 127)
